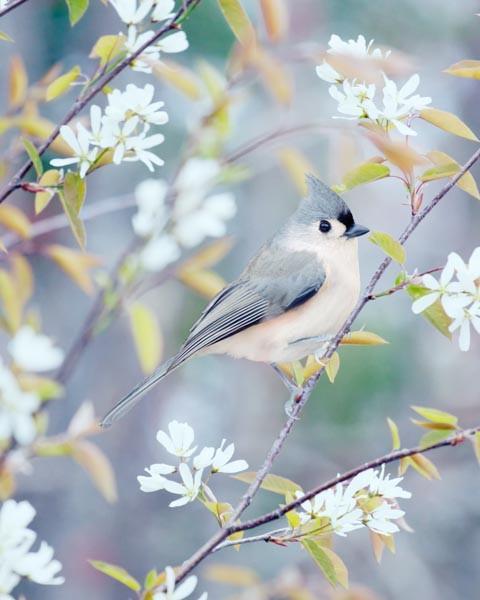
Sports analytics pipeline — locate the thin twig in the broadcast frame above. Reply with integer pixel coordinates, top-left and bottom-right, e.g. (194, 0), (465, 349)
(0, 0), (29, 18)
(170, 146), (480, 585)
(212, 528), (291, 553)
(0, 0), (202, 205)
(367, 266), (442, 300)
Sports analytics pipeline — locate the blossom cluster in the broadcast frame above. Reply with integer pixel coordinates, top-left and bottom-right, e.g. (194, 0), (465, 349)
(316, 34), (431, 136)
(295, 464), (411, 537)
(51, 83), (168, 177)
(109, 0), (189, 74)
(412, 247), (480, 351)
(138, 420), (248, 507)
(0, 499), (64, 599)
(154, 566), (207, 600)
(132, 158), (237, 271)
(0, 326), (64, 446)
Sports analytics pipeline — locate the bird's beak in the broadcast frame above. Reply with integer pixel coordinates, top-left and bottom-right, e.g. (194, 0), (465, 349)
(345, 223), (369, 238)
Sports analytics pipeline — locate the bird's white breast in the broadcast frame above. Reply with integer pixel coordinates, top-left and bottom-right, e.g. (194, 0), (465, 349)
(209, 238), (361, 363)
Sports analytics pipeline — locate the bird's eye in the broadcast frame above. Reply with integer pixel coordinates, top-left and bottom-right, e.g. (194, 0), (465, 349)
(319, 220), (331, 233)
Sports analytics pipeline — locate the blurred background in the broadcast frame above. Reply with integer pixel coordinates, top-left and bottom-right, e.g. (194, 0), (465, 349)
(1, 0), (480, 598)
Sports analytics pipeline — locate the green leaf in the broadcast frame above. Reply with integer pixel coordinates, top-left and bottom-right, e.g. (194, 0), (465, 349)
(387, 417), (401, 450)
(473, 431), (480, 465)
(444, 60), (480, 79)
(0, 31), (13, 43)
(420, 107), (479, 142)
(35, 169), (61, 214)
(337, 162), (390, 192)
(419, 429), (453, 449)
(420, 163), (459, 182)
(410, 453), (441, 480)
(90, 34), (126, 66)
(234, 472), (301, 496)
(60, 172), (86, 249)
(65, 0), (89, 25)
(302, 540), (348, 588)
(144, 569), (158, 591)
(46, 66), (81, 101)
(128, 302), (163, 374)
(89, 561), (141, 592)
(369, 231), (406, 264)
(325, 352), (340, 383)
(22, 138), (43, 177)
(427, 150), (480, 200)
(217, 0), (255, 45)
(406, 284), (452, 338)
(411, 406), (458, 426)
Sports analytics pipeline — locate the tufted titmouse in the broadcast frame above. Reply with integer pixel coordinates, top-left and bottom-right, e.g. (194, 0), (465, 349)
(101, 175), (369, 427)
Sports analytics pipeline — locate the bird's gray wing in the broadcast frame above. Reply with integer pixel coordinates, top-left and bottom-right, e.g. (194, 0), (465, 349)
(171, 251), (326, 366)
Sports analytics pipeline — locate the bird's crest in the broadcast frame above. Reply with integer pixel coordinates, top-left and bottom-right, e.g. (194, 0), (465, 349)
(300, 173), (351, 221)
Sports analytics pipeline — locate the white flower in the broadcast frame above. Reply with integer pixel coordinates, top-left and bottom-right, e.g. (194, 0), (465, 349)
(173, 193), (236, 248)
(295, 487), (364, 537)
(107, 83), (169, 127)
(163, 463), (203, 507)
(89, 105), (106, 146)
(380, 74), (431, 136)
(0, 359), (40, 445)
(0, 1), (9, 10)
(8, 326), (64, 373)
(152, 0), (175, 22)
(157, 31), (189, 54)
(132, 178), (169, 237)
(154, 566), (207, 600)
(0, 500), (64, 596)
(139, 234), (181, 272)
(193, 447), (215, 471)
(211, 439), (248, 474)
(15, 542), (64, 585)
(448, 301), (480, 352)
(411, 259), (457, 315)
(175, 158), (221, 192)
(156, 421), (197, 457)
(109, 0), (153, 24)
(138, 463), (176, 492)
(124, 132), (166, 171)
(50, 124), (98, 178)
(362, 465), (412, 500)
(101, 116), (140, 164)
(329, 80), (379, 120)
(315, 61), (343, 84)
(365, 502), (405, 535)
(448, 248), (480, 297)
(125, 27), (161, 73)
(327, 34), (390, 60)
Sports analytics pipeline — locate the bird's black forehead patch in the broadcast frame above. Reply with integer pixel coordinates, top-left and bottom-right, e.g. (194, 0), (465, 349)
(337, 209), (355, 230)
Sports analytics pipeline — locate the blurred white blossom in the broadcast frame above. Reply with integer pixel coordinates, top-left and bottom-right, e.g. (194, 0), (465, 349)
(0, 0), (9, 9)
(0, 499), (63, 599)
(329, 80), (379, 120)
(125, 26), (161, 73)
(154, 566), (207, 600)
(365, 503), (405, 535)
(211, 439), (249, 474)
(132, 179), (169, 237)
(315, 61), (343, 84)
(192, 446), (215, 471)
(327, 34), (390, 60)
(152, 0), (175, 22)
(0, 359), (40, 445)
(50, 124), (98, 178)
(139, 234), (181, 272)
(412, 248), (480, 351)
(157, 31), (189, 53)
(156, 421), (197, 458)
(105, 83), (169, 126)
(8, 326), (64, 373)
(163, 463), (203, 507)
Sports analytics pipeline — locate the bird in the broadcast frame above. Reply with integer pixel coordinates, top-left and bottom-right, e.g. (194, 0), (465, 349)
(101, 174), (369, 428)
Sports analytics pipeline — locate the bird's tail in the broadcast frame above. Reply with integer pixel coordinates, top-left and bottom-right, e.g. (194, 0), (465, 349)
(100, 357), (179, 429)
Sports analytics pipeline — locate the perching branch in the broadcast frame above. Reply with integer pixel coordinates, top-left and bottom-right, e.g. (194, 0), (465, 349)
(0, 0), (30, 18)
(0, 0), (202, 205)
(170, 146), (480, 586)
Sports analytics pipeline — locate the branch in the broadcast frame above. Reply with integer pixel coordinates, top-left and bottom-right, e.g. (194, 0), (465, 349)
(367, 266), (442, 300)
(229, 424), (480, 536)
(0, 0), (29, 18)
(170, 146), (480, 585)
(0, 0), (202, 205)
(212, 528), (291, 553)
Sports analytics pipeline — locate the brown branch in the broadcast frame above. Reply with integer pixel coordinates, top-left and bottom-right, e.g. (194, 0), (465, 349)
(0, 0), (202, 205)
(367, 266), (442, 300)
(170, 146), (480, 586)
(0, 0), (29, 18)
